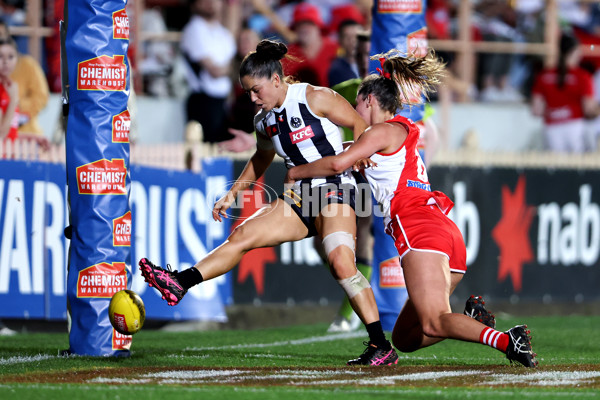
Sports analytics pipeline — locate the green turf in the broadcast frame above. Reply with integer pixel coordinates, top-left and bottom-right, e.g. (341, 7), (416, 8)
(0, 315), (599, 399)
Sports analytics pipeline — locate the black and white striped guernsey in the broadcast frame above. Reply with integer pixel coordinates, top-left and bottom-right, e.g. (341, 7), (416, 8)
(254, 83), (355, 189)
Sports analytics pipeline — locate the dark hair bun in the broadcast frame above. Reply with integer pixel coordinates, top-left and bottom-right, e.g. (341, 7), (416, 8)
(256, 39), (287, 61)
(559, 32), (578, 56)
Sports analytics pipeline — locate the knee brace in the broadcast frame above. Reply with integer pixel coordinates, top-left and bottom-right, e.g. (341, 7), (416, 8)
(322, 231), (355, 257)
(337, 270), (371, 299)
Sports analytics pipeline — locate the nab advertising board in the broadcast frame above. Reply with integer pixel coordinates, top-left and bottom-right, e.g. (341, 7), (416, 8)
(0, 159), (232, 321)
(232, 161), (600, 305)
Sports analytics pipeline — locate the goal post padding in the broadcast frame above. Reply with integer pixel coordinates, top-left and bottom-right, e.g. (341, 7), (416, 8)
(63, 0), (132, 356)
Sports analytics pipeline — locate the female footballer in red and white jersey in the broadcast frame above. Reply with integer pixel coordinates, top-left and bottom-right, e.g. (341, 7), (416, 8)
(285, 49), (538, 368)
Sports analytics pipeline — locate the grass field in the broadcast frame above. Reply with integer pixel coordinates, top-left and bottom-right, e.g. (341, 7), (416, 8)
(1, 314), (599, 399)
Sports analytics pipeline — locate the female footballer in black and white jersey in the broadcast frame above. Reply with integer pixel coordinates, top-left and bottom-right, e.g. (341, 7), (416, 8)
(139, 39), (398, 365)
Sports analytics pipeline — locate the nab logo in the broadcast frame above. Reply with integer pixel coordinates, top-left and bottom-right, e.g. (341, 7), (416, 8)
(290, 126), (314, 144)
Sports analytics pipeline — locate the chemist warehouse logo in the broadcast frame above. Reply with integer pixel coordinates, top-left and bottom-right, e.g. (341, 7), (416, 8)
(113, 211), (131, 247)
(78, 55), (127, 91)
(113, 9), (129, 40)
(407, 27), (428, 58)
(112, 110), (130, 143)
(378, 0), (422, 13)
(77, 262), (127, 298)
(76, 159), (127, 195)
(113, 329), (132, 351)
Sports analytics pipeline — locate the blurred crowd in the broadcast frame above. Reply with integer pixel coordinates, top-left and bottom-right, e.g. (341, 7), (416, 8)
(4, 0), (600, 152)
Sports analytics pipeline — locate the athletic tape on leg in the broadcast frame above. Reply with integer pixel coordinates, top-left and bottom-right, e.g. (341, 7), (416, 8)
(322, 231), (355, 257)
(338, 270), (371, 299)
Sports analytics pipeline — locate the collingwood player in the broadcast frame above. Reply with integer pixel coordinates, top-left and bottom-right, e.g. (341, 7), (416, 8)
(139, 39), (399, 366)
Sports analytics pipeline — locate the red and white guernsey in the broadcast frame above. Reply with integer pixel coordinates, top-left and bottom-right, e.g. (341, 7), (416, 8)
(364, 115), (442, 225)
(365, 115), (465, 272)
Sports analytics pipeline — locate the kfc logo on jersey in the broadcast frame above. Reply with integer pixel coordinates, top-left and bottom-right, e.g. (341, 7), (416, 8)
(290, 126), (315, 144)
(290, 116), (302, 128)
(378, 0), (422, 13)
(112, 9), (129, 39)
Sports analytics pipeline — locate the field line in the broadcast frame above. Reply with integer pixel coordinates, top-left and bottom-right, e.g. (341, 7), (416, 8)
(185, 331), (366, 352)
(0, 354), (56, 365)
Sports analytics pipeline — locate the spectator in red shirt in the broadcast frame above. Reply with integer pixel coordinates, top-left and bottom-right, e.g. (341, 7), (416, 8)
(283, 3), (338, 87)
(0, 36), (18, 142)
(531, 32), (599, 153)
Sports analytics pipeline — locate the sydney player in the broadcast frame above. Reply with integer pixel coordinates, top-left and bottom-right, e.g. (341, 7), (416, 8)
(284, 49), (538, 368)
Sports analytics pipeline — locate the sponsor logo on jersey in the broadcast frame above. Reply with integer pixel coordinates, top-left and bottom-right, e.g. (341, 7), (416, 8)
(78, 55), (127, 91)
(290, 126), (315, 144)
(77, 159), (127, 195)
(265, 125), (277, 137)
(112, 110), (130, 143)
(77, 262), (127, 298)
(377, 0), (422, 14)
(112, 9), (129, 39)
(379, 257), (406, 287)
(290, 116), (302, 128)
(407, 179), (431, 191)
(325, 190), (343, 201)
(113, 211), (131, 247)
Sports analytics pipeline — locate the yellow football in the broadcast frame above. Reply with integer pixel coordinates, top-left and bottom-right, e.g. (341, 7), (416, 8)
(108, 289), (146, 335)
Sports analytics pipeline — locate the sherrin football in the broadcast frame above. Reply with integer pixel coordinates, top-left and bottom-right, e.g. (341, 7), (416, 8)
(108, 289), (146, 335)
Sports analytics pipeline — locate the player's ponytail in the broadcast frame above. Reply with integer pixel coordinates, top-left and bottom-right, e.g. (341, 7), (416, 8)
(358, 48), (445, 114)
(240, 39), (288, 80)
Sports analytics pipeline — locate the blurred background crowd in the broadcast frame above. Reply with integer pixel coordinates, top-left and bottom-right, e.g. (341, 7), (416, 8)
(4, 0), (600, 156)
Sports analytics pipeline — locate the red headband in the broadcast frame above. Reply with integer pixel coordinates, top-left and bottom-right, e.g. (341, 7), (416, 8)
(376, 57), (391, 79)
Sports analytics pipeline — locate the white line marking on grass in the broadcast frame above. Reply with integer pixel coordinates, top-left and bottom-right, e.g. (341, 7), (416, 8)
(487, 371), (600, 386)
(243, 353), (293, 359)
(296, 370), (482, 386)
(143, 370), (249, 379)
(184, 331), (365, 352)
(111, 368), (600, 390)
(0, 354), (55, 365)
(3, 383), (599, 397)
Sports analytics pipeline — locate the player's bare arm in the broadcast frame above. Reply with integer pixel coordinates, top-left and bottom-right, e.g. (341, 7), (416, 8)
(213, 147), (276, 221)
(285, 125), (392, 183)
(306, 85), (368, 141)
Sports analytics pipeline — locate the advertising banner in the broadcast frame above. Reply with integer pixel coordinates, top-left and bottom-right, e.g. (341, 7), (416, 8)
(3, 160), (598, 321)
(0, 161), (69, 320)
(429, 166), (600, 303)
(0, 159), (232, 322)
(129, 161), (233, 320)
(232, 161), (600, 306)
